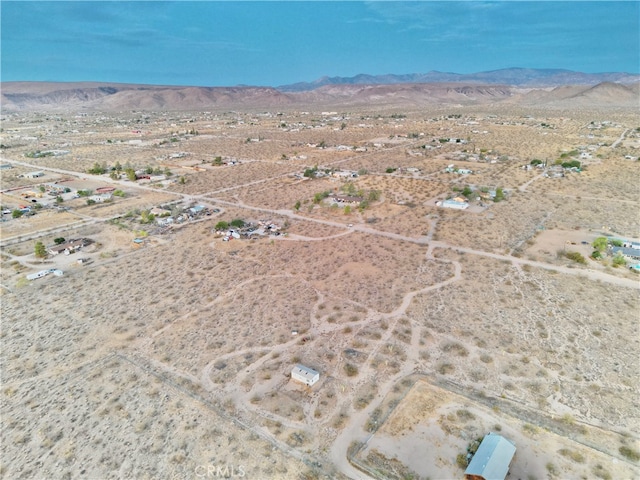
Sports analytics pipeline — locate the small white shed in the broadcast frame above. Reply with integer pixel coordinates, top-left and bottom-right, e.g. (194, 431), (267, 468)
(291, 364), (319, 386)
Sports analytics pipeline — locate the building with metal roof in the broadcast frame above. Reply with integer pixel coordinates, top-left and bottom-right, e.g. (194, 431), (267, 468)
(291, 364), (320, 386)
(464, 433), (516, 480)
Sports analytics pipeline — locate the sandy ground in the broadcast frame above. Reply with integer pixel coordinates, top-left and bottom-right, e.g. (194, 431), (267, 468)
(355, 379), (638, 480)
(1, 108), (639, 480)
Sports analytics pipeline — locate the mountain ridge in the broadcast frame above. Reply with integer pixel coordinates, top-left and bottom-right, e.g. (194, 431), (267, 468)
(1, 74), (638, 112)
(278, 67), (640, 91)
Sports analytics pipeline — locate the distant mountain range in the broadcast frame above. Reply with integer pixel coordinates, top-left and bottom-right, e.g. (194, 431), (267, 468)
(278, 67), (640, 91)
(1, 68), (638, 112)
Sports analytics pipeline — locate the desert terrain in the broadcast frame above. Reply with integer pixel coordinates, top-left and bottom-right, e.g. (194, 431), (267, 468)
(1, 90), (639, 480)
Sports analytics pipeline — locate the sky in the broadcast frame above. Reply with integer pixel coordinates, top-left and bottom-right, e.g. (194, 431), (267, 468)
(1, 1), (638, 87)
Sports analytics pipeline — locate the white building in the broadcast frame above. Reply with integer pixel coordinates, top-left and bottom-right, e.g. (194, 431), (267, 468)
(89, 193), (112, 203)
(291, 364), (320, 386)
(437, 199), (469, 210)
(22, 171), (45, 179)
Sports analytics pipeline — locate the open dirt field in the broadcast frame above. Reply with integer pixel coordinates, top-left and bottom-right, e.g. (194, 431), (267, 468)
(1, 106), (639, 479)
(354, 379), (638, 480)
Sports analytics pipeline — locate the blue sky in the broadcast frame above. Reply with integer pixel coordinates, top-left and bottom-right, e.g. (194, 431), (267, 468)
(1, 1), (638, 86)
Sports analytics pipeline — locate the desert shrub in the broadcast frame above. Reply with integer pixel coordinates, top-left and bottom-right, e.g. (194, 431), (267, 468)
(344, 363), (358, 377)
(619, 446), (640, 462)
(559, 448), (585, 463)
(456, 409), (475, 421)
(612, 253), (626, 267)
(480, 354), (493, 363)
(592, 464), (612, 480)
(442, 342), (469, 357)
(437, 363), (455, 375)
(286, 431), (307, 447)
(564, 251), (587, 264)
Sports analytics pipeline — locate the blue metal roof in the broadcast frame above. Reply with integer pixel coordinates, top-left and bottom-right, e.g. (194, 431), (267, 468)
(465, 433), (516, 480)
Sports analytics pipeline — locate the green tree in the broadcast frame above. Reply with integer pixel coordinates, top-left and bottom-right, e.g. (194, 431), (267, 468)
(592, 237), (608, 252)
(11, 209), (23, 219)
(179, 176), (186, 185)
(112, 189), (125, 197)
(39, 185), (46, 193)
(125, 168), (137, 181)
(114, 161), (122, 172)
(313, 191), (329, 204)
(213, 156), (223, 166)
(303, 166), (317, 178)
(215, 221), (229, 231)
(54, 237), (66, 245)
(34, 241), (47, 258)
(230, 218), (245, 228)
(88, 162), (107, 174)
(343, 205), (351, 215)
(494, 187), (505, 202)
(55, 196), (64, 204)
(140, 210), (155, 224)
(294, 201), (301, 211)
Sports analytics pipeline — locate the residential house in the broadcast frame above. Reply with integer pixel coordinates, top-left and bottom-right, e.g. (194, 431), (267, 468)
(611, 247), (640, 260)
(89, 193), (112, 203)
(48, 238), (86, 256)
